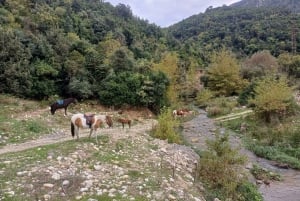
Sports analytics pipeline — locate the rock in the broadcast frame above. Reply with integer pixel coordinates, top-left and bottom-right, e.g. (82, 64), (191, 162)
(43, 183), (54, 188)
(62, 180), (70, 186)
(51, 172), (60, 180)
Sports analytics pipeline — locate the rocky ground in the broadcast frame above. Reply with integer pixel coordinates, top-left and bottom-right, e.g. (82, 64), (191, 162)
(0, 117), (206, 201)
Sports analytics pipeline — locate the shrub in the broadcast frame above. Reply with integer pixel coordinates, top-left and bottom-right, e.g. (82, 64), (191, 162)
(151, 107), (181, 144)
(236, 181), (263, 201)
(206, 96), (238, 117)
(198, 132), (246, 200)
(195, 88), (214, 108)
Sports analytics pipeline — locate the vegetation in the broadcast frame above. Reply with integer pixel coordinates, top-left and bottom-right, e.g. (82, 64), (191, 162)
(250, 76), (294, 123)
(198, 132), (262, 201)
(151, 107), (181, 144)
(206, 49), (248, 96)
(3, 0), (300, 200)
(0, 0), (169, 112)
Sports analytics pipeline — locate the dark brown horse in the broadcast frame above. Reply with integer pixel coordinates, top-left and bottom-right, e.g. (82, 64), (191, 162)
(117, 118), (131, 129)
(50, 98), (77, 116)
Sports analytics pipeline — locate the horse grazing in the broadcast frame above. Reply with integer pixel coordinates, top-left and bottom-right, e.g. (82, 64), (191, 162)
(50, 98), (77, 116)
(172, 109), (192, 118)
(117, 117), (131, 129)
(71, 113), (112, 140)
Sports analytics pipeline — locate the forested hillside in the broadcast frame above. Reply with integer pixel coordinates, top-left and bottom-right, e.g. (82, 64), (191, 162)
(0, 0), (172, 112)
(167, 4), (300, 64)
(2, 0), (300, 112)
(232, 0), (300, 12)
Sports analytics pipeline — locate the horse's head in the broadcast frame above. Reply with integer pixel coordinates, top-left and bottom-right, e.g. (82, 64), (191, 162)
(106, 115), (113, 128)
(50, 105), (56, 115)
(72, 98), (78, 104)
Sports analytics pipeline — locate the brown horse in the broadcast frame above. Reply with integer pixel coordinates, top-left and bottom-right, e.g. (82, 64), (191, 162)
(50, 98), (77, 116)
(172, 109), (192, 118)
(71, 113), (112, 140)
(117, 118), (131, 129)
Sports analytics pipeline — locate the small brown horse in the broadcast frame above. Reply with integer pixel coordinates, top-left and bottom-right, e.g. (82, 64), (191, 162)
(50, 98), (77, 116)
(117, 118), (131, 129)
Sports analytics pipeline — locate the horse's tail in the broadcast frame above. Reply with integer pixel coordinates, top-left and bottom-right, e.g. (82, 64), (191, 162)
(71, 122), (75, 137)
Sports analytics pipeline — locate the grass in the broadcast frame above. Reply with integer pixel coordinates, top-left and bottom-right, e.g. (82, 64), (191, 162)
(0, 94), (66, 146)
(222, 115), (300, 170)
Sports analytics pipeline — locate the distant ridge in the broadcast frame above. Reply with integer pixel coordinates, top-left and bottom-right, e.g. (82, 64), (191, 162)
(231, 0), (300, 12)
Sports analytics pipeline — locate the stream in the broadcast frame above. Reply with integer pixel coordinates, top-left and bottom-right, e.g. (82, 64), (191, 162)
(182, 110), (300, 201)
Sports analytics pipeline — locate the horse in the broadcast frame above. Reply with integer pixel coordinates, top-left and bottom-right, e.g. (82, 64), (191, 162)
(117, 117), (131, 129)
(172, 109), (192, 118)
(71, 113), (113, 140)
(50, 98), (77, 116)
(172, 109), (184, 118)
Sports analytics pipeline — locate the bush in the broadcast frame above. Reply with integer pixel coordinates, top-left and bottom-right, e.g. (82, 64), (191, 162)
(198, 132), (246, 200)
(237, 181), (263, 201)
(195, 89), (214, 108)
(151, 107), (181, 144)
(206, 96), (238, 117)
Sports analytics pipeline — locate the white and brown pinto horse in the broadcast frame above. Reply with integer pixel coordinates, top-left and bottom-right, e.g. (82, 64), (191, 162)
(71, 113), (113, 140)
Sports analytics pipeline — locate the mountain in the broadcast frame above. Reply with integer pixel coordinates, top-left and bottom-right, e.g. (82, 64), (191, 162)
(231, 0), (300, 13)
(167, 1), (299, 63)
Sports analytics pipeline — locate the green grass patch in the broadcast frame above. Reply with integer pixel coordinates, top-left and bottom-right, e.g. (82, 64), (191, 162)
(246, 141), (300, 169)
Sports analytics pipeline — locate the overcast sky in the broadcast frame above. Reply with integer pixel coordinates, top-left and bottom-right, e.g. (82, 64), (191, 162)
(105, 0), (240, 27)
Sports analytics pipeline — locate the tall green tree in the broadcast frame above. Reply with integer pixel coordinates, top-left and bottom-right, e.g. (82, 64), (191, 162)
(250, 76), (294, 123)
(207, 49), (247, 96)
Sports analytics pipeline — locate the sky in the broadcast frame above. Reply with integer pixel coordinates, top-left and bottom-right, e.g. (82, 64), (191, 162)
(105, 0), (240, 27)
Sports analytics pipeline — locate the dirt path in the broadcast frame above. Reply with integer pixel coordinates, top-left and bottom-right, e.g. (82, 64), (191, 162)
(2, 108), (300, 201)
(182, 109), (300, 201)
(0, 119), (156, 155)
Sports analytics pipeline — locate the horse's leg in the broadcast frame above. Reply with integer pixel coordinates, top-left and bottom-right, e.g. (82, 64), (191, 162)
(64, 107), (67, 116)
(88, 128), (93, 138)
(76, 127), (79, 140)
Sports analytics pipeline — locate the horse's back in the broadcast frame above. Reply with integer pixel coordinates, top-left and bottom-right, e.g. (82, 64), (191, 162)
(71, 113), (87, 128)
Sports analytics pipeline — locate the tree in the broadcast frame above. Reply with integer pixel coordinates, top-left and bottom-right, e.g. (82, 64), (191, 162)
(207, 49), (247, 96)
(153, 52), (180, 106)
(278, 53), (300, 78)
(250, 76), (294, 123)
(241, 50), (279, 81)
(109, 47), (135, 73)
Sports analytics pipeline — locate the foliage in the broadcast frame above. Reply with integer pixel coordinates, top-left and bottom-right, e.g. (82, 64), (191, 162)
(151, 107), (181, 144)
(250, 164), (281, 182)
(195, 88), (214, 108)
(250, 76), (294, 123)
(247, 142), (300, 169)
(278, 53), (300, 78)
(168, 6), (297, 61)
(153, 52), (180, 106)
(241, 50), (279, 81)
(206, 96), (239, 117)
(236, 181), (263, 201)
(198, 132), (247, 200)
(206, 49), (248, 96)
(238, 81), (256, 106)
(0, 0), (167, 110)
(97, 71), (169, 111)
